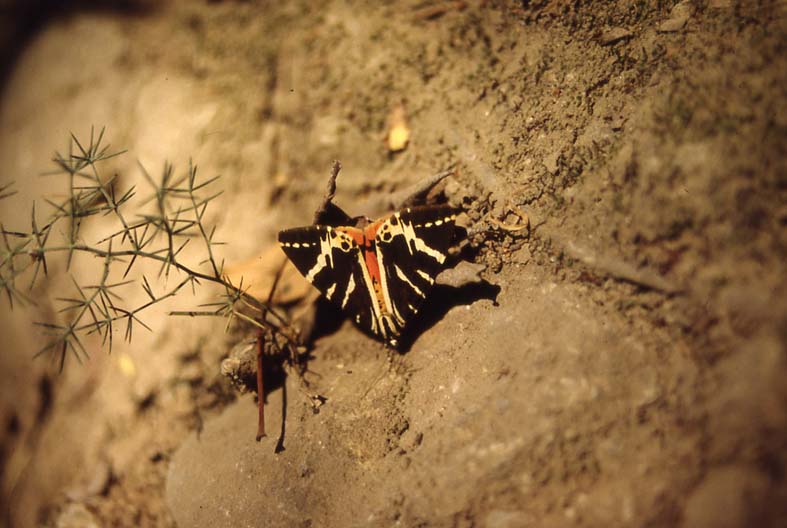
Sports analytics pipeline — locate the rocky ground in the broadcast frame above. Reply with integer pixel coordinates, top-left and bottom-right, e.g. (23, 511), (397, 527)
(1, 1), (786, 527)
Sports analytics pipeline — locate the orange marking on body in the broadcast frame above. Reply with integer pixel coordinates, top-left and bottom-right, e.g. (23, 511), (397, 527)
(363, 219), (384, 239)
(363, 220), (384, 285)
(364, 249), (380, 283)
(337, 227), (365, 246)
(363, 221), (389, 317)
(337, 222), (389, 313)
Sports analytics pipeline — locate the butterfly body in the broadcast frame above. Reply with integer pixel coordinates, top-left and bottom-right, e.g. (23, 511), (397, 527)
(278, 205), (458, 346)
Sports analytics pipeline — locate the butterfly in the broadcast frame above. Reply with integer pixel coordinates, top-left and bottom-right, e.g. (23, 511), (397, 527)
(278, 205), (458, 347)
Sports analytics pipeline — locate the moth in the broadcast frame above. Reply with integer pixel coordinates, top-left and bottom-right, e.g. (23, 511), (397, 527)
(278, 205), (458, 347)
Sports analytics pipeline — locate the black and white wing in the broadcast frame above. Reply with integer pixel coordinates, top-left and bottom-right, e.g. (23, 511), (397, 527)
(278, 225), (377, 334)
(373, 205), (458, 335)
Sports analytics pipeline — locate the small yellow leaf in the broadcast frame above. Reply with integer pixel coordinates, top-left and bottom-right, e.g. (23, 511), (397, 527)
(118, 353), (136, 378)
(386, 103), (410, 152)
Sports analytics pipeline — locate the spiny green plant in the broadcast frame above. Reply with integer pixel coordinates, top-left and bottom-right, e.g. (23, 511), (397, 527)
(0, 128), (297, 381)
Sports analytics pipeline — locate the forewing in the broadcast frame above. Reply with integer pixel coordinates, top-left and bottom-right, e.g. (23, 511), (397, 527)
(374, 205), (458, 330)
(278, 225), (376, 334)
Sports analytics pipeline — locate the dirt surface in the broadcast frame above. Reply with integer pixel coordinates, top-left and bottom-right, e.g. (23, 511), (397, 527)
(1, 1), (786, 527)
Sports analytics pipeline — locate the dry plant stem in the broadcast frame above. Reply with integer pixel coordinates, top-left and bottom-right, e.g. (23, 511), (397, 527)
(256, 329), (266, 440)
(39, 242), (292, 336)
(255, 257), (288, 440)
(392, 166), (456, 210)
(312, 160), (341, 225)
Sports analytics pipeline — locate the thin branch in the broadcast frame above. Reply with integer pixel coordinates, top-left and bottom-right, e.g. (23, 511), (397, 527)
(2, 128), (299, 372)
(0, 181), (17, 201)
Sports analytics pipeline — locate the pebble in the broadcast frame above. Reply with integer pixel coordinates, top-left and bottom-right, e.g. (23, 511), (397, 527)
(436, 261), (487, 288)
(658, 1), (692, 33)
(55, 503), (99, 528)
(600, 27), (633, 46)
(64, 461), (111, 501)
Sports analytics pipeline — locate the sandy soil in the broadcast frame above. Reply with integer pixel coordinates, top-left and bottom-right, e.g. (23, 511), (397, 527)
(1, 1), (786, 527)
